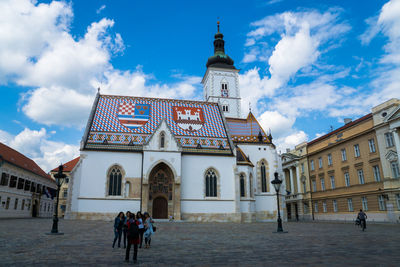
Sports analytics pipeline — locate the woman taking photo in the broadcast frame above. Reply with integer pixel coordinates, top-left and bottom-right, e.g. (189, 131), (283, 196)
(143, 212), (154, 248)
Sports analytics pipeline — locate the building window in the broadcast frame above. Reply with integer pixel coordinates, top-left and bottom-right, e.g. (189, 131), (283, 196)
(0, 172), (9, 186)
(160, 132), (165, 148)
(354, 144), (360, 158)
(302, 181), (306, 193)
(14, 198), (18, 210)
(391, 162), (400, 178)
(30, 182), (36, 192)
(341, 149), (347, 161)
(318, 157), (323, 168)
(221, 82), (228, 97)
(205, 169), (218, 197)
(63, 189), (68, 198)
(368, 139), (376, 153)
(9, 176), (17, 188)
(362, 197), (368, 211)
(249, 174), (254, 198)
(384, 132), (394, 147)
(327, 154), (332, 166)
(310, 160), (315, 171)
(357, 169), (365, 184)
(36, 184), (42, 194)
(396, 194), (400, 210)
(333, 200), (338, 212)
(261, 162), (268, 192)
(347, 198), (354, 212)
(108, 167), (122, 196)
(373, 165), (381, 182)
(21, 199), (25, 210)
(312, 180), (316, 192)
(65, 177), (69, 184)
(330, 176), (335, 189)
(17, 178), (24, 189)
(323, 201), (327, 213)
(24, 180), (31, 191)
(321, 178), (325, 191)
(344, 172), (350, 187)
(378, 195), (386, 211)
(222, 104), (229, 112)
(240, 174), (245, 197)
(314, 202), (318, 213)
(6, 197), (10, 209)
(301, 163), (304, 173)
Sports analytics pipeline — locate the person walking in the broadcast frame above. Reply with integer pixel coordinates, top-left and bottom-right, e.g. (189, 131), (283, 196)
(357, 209), (367, 231)
(143, 212), (154, 248)
(125, 213), (140, 263)
(136, 211), (145, 248)
(112, 211), (125, 248)
(122, 211), (131, 249)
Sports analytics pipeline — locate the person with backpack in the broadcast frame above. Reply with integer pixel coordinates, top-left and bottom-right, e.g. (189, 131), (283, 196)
(112, 211), (125, 248)
(125, 213), (140, 263)
(136, 211), (145, 248)
(357, 209), (367, 231)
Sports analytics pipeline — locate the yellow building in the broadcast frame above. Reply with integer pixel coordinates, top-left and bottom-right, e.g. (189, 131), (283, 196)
(50, 157), (79, 218)
(372, 98), (400, 223)
(281, 142), (312, 221)
(307, 113), (388, 222)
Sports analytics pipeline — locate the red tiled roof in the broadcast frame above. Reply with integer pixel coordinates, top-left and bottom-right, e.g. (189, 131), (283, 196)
(307, 113), (373, 146)
(0, 142), (53, 181)
(226, 112), (271, 144)
(51, 157), (80, 172)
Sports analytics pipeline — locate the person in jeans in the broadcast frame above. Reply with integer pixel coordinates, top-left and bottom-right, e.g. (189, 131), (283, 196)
(125, 213), (140, 263)
(136, 211), (145, 248)
(112, 211), (125, 248)
(357, 209), (367, 231)
(143, 212), (154, 248)
(122, 211), (131, 248)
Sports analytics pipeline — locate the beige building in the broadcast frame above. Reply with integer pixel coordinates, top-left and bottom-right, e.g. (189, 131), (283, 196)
(307, 113), (388, 222)
(372, 98), (400, 223)
(281, 142), (312, 221)
(50, 157), (79, 218)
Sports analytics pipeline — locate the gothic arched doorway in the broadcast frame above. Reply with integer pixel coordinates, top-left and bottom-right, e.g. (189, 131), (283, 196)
(147, 163), (174, 219)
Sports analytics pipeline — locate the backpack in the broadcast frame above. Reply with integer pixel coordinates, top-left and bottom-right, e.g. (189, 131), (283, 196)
(128, 220), (139, 239)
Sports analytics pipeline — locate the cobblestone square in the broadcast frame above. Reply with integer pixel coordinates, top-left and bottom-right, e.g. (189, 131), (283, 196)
(0, 219), (399, 266)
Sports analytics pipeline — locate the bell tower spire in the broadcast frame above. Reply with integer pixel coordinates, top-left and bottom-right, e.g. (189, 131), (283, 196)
(202, 22), (241, 118)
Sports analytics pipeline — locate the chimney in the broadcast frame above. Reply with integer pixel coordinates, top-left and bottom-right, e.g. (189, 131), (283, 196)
(344, 118), (352, 124)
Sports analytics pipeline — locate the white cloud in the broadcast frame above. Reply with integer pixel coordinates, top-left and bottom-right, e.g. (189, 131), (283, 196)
(1, 128), (79, 172)
(96, 5), (106, 14)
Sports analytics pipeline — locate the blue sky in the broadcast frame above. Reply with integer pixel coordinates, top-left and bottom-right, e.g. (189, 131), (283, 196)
(0, 0), (399, 171)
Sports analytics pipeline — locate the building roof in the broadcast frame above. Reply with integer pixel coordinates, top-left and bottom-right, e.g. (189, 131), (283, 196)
(307, 113), (373, 146)
(225, 112), (271, 144)
(84, 94), (232, 153)
(206, 23), (236, 70)
(50, 157), (80, 173)
(236, 146), (254, 167)
(0, 142), (53, 181)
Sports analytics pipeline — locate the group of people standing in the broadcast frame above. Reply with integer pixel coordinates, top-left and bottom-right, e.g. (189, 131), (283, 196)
(113, 211), (155, 263)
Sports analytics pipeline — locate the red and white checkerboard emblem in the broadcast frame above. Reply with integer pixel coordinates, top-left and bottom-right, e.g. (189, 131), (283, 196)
(118, 102), (150, 129)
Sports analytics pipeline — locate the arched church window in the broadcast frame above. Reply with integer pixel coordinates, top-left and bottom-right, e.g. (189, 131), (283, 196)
(249, 173), (254, 197)
(108, 167), (122, 196)
(205, 169), (218, 197)
(221, 82), (228, 97)
(240, 174), (245, 197)
(261, 162), (268, 192)
(160, 132), (165, 148)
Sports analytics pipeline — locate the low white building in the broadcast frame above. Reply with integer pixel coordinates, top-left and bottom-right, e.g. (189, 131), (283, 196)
(66, 26), (284, 222)
(0, 142), (56, 218)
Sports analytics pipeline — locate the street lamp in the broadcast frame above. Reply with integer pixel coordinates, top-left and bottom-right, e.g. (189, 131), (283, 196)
(49, 164), (66, 235)
(271, 171), (286, 233)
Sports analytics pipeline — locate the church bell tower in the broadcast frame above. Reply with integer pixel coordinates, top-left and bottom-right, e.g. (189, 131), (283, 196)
(202, 22), (241, 118)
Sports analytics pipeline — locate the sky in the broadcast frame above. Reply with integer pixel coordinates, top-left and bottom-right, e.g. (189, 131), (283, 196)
(0, 0), (399, 172)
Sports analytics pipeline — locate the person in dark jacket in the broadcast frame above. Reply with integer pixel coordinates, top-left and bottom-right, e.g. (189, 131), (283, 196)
(112, 211), (125, 248)
(136, 211), (145, 248)
(125, 213), (140, 263)
(122, 211), (131, 248)
(357, 209), (367, 231)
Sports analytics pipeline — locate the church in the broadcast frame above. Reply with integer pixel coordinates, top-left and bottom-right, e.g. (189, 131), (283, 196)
(66, 24), (283, 222)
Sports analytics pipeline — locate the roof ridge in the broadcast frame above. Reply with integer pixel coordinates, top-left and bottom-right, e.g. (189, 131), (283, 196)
(99, 94), (219, 105)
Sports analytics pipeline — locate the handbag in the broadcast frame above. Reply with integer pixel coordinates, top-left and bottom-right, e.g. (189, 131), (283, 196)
(153, 225), (157, 232)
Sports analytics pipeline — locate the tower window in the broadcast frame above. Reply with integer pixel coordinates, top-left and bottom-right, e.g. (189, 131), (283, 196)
(221, 82), (228, 97)
(160, 132), (165, 148)
(222, 105), (229, 112)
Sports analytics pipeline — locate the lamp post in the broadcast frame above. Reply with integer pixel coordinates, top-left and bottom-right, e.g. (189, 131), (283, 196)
(49, 164), (66, 235)
(271, 171), (285, 233)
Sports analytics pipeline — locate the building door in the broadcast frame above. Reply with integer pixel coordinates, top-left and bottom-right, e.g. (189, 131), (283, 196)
(295, 203), (299, 221)
(32, 200), (38, 217)
(286, 203), (291, 220)
(153, 197), (168, 219)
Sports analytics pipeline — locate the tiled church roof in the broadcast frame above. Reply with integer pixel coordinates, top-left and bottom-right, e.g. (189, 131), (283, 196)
(50, 157), (80, 173)
(225, 112), (271, 144)
(84, 94), (232, 153)
(0, 142), (53, 181)
(236, 146), (254, 166)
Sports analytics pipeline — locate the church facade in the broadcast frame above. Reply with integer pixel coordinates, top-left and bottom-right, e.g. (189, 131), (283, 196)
(66, 25), (283, 222)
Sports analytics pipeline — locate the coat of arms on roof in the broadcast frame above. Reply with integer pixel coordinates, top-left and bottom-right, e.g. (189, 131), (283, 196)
(172, 106), (204, 131)
(118, 102), (150, 130)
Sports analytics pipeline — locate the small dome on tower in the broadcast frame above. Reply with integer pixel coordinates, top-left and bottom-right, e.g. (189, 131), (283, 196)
(206, 22), (236, 69)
